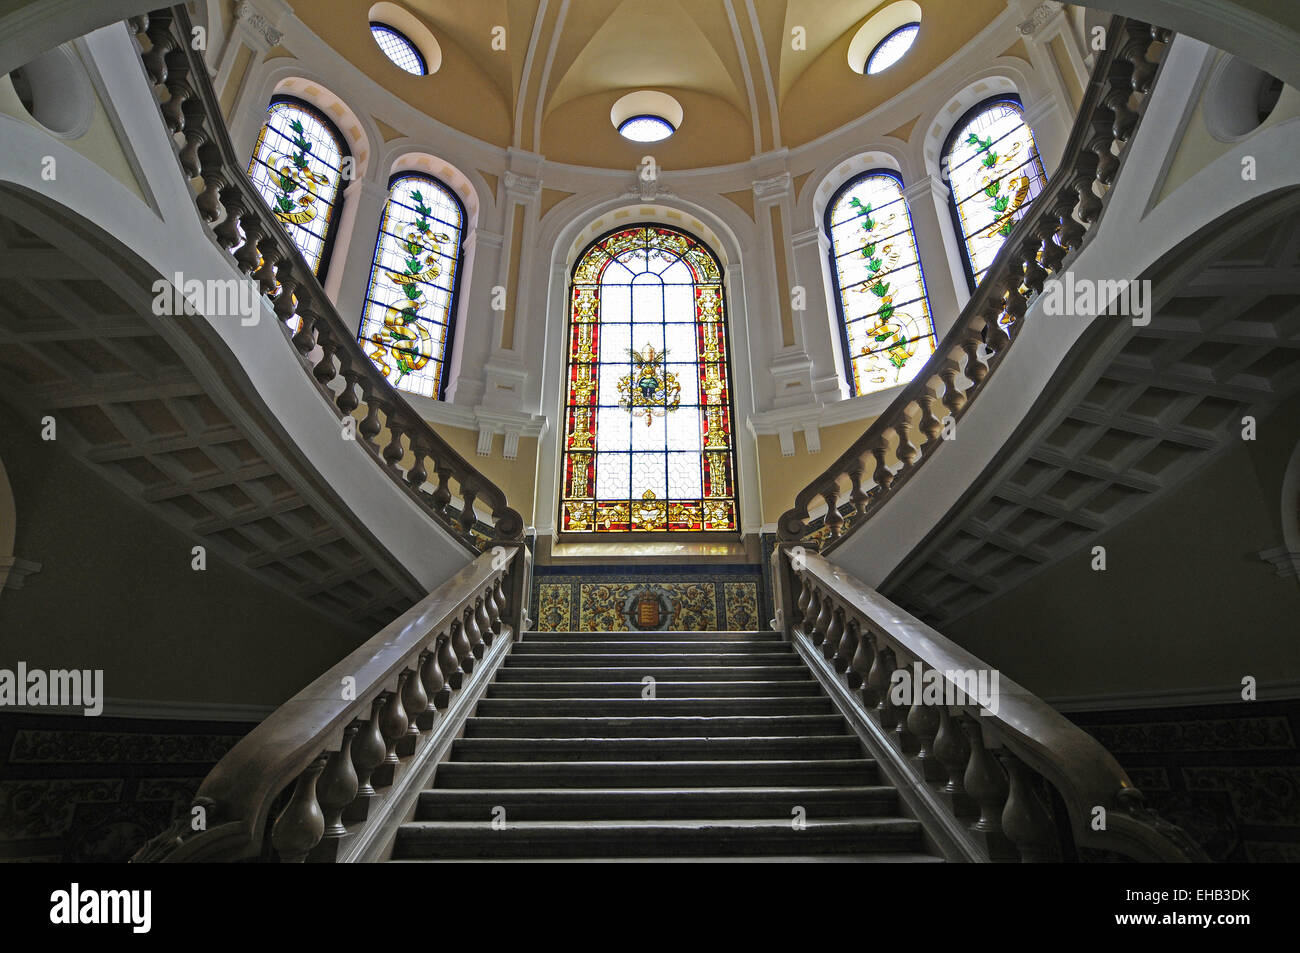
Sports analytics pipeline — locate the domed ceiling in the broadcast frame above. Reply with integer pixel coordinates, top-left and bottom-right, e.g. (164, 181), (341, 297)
(290, 0), (1010, 169)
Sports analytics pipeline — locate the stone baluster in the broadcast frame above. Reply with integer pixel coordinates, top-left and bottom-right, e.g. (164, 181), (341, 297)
(398, 664), (428, 756)
(870, 441), (893, 496)
(378, 679), (410, 765)
(484, 584), (503, 639)
(894, 417), (919, 470)
(493, 576), (511, 629)
(917, 385), (944, 449)
(458, 483), (479, 534)
(142, 13), (177, 85)
(996, 750), (1063, 862)
(866, 643), (899, 731)
(382, 416), (407, 470)
(213, 186), (247, 251)
(160, 51), (191, 132)
(808, 594), (830, 647)
(831, 614), (858, 675)
(270, 753), (327, 863)
(435, 633), (459, 700)
(314, 723), (359, 856)
(312, 324), (340, 387)
(195, 141), (227, 225)
(794, 573), (812, 629)
(348, 702), (386, 815)
(406, 440), (430, 493)
(417, 647), (445, 728)
(906, 671), (945, 781)
(233, 214), (264, 275)
(821, 486), (843, 539)
(430, 466), (453, 517)
(959, 715), (1017, 859)
(847, 468), (868, 519)
(475, 596), (494, 648)
(821, 605), (844, 663)
(464, 605), (486, 660)
(251, 237), (281, 296)
(848, 624), (874, 693)
(449, 619), (473, 685)
(933, 706), (973, 813)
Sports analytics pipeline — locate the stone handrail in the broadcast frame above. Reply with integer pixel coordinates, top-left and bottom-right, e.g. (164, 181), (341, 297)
(778, 17), (1170, 550)
(772, 546), (1209, 861)
(132, 544), (532, 862)
(128, 6), (523, 550)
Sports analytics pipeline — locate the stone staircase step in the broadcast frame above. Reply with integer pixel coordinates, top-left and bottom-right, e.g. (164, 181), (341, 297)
(485, 680), (823, 698)
(432, 759), (880, 789)
(512, 641), (791, 655)
(494, 666), (814, 682)
(503, 652), (801, 666)
(450, 735), (865, 762)
(474, 696), (836, 716)
(392, 817), (924, 859)
(521, 631), (779, 642)
(463, 714), (848, 738)
(415, 786), (899, 821)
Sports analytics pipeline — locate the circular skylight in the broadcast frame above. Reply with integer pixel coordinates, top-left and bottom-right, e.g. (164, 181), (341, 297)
(866, 23), (920, 74)
(618, 115), (676, 142)
(370, 22), (427, 75)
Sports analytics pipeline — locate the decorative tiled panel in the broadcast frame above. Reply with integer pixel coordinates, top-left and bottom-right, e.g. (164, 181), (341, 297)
(0, 713), (253, 862)
(1070, 699), (1300, 862)
(529, 564), (767, 632)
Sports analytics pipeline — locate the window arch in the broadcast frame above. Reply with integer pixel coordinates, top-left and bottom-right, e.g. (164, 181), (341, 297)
(943, 96), (1047, 290)
(247, 96), (349, 277)
(560, 225), (738, 533)
(825, 171), (936, 397)
(357, 172), (466, 400)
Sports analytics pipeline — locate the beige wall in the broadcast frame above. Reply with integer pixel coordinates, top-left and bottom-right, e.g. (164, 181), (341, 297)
(0, 399), (365, 708)
(755, 417), (878, 525)
(946, 393), (1300, 701)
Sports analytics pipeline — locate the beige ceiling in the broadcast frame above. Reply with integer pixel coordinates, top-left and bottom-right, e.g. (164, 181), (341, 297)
(289, 0), (1011, 170)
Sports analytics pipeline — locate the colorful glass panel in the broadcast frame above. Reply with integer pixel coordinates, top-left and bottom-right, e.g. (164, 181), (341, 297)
(247, 99), (346, 275)
(560, 225), (738, 533)
(826, 172), (936, 397)
(357, 173), (465, 399)
(945, 98), (1047, 288)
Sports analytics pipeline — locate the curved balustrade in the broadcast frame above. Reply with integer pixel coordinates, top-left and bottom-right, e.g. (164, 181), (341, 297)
(132, 544), (530, 863)
(128, 7), (522, 549)
(772, 546), (1208, 862)
(779, 16), (1172, 551)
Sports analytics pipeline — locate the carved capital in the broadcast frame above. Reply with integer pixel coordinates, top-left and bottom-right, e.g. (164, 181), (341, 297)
(503, 171), (541, 197)
(1017, 1), (1063, 37)
(752, 172), (792, 201)
(234, 0), (284, 51)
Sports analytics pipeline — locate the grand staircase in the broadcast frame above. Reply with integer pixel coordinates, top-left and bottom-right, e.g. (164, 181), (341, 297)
(390, 629), (939, 862)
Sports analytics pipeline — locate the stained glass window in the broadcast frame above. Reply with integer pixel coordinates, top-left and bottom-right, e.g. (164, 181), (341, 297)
(247, 98), (348, 276)
(357, 173), (465, 400)
(944, 97), (1047, 289)
(825, 171), (936, 397)
(370, 23), (427, 75)
(560, 225), (738, 533)
(866, 23), (920, 74)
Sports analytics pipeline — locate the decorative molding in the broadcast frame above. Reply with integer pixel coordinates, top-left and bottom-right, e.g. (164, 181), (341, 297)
(802, 423), (821, 455)
(234, 0), (284, 53)
(503, 171), (541, 198)
(476, 426), (494, 456)
(778, 427), (796, 457)
(1017, 1), (1064, 37)
(0, 556), (41, 590)
(752, 172), (792, 201)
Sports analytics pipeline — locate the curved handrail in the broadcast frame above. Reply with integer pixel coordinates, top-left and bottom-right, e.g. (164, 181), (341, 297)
(132, 544), (530, 862)
(777, 547), (1209, 861)
(779, 16), (1170, 551)
(128, 7), (523, 550)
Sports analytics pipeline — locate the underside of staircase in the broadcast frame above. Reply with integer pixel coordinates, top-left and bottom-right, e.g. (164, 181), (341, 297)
(390, 629), (941, 862)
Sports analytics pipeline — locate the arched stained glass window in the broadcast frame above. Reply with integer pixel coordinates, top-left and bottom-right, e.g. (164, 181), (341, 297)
(826, 171), (936, 397)
(561, 225), (738, 533)
(247, 97), (348, 276)
(357, 173), (465, 399)
(944, 96), (1047, 290)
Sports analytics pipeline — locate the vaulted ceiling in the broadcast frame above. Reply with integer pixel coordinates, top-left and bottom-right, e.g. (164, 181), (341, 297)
(289, 0), (1010, 169)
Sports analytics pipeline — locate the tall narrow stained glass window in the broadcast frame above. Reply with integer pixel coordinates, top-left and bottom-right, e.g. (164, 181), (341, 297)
(944, 97), (1047, 290)
(357, 173), (465, 399)
(247, 97), (348, 276)
(560, 225), (738, 533)
(826, 171), (936, 397)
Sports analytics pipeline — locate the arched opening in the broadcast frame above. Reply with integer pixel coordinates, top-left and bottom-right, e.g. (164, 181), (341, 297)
(246, 95), (351, 278)
(559, 224), (739, 534)
(356, 171), (467, 400)
(824, 170), (936, 397)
